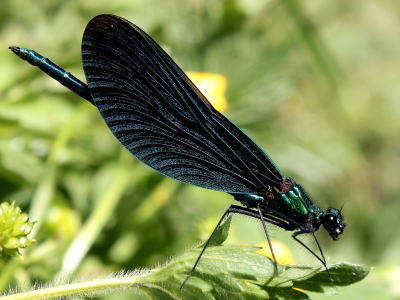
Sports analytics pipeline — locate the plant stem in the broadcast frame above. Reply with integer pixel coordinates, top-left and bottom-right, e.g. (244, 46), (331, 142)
(2, 274), (143, 300)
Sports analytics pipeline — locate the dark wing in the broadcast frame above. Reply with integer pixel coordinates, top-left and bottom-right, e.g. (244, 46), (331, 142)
(81, 14), (283, 194)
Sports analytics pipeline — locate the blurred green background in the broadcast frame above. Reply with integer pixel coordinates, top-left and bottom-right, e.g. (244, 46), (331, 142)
(1, 0), (399, 299)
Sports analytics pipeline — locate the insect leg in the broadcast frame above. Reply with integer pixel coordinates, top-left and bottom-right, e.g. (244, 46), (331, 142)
(292, 230), (331, 277)
(257, 203), (330, 275)
(180, 204), (290, 289)
(180, 206), (232, 289)
(257, 203), (278, 276)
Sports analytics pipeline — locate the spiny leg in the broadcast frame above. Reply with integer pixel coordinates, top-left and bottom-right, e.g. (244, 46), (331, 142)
(292, 230), (331, 277)
(312, 232), (328, 267)
(180, 206), (232, 289)
(257, 203), (331, 276)
(180, 204), (290, 289)
(257, 203), (279, 276)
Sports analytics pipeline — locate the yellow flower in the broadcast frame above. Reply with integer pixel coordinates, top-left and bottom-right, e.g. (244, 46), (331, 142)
(186, 72), (228, 113)
(255, 240), (296, 265)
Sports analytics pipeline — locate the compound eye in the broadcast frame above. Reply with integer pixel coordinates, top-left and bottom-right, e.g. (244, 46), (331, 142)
(323, 214), (338, 233)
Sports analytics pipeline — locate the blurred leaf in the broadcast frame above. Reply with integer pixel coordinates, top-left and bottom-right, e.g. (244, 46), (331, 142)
(198, 214), (232, 248)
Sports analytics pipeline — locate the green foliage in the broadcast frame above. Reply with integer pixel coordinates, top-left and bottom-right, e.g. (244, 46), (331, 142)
(2, 218), (368, 300)
(142, 218), (369, 300)
(142, 251), (368, 300)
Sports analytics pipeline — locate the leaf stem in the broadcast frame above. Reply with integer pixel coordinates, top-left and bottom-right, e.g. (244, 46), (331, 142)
(2, 274), (145, 300)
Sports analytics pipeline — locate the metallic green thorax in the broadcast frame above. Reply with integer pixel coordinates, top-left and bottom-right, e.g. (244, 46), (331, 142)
(233, 177), (345, 241)
(268, 181), (324, 225)
(234, 179), (325, 228)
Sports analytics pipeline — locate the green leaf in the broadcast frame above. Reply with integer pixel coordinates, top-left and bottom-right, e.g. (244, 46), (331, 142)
(137, 244), (369, 300)
(134, 217), (369, 300)
(292, 262), (370, 296)
(136, 218), (370, 299)
(2, 244), (369, 300)
(200, 214), (232, 248)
